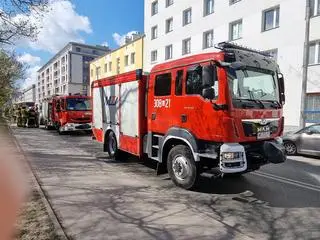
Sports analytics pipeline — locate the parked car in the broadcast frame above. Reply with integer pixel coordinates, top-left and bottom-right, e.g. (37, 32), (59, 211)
(283, 124), (320, 157)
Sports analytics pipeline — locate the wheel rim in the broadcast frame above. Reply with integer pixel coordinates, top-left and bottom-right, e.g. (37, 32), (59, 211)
(109, 136), (116, 154)
(284, 143), (296, 154)
(172, 155), (191, 181)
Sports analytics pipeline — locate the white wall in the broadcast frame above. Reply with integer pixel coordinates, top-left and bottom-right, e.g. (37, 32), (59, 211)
(70, 53), (83, 84)
(67, 84), (83, 95)
(144, 0), (320, 126)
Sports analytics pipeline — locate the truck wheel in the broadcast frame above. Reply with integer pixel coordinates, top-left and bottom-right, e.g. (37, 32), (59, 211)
(105, 131), (118, 159)
(167, 145), (199, 190)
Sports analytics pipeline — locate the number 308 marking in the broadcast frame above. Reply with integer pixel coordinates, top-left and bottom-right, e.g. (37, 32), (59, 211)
(154, 99), (171, 108)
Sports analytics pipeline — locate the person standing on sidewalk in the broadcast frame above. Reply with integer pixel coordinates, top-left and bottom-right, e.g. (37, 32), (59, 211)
(21, 106), (28, 128)
(16, 106), (22, 127)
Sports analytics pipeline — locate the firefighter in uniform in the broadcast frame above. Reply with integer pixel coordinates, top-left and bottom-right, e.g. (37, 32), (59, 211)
(16, 105), (22, 127)
(35, 104), (39, 127)
(21, 105), (28, 127)
(11, 105), (17, 123)
(27, 107), (36, 128)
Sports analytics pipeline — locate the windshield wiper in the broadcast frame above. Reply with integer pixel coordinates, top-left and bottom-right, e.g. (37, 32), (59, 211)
(260, 100), (281, 109)
(239, 98), (265, 109)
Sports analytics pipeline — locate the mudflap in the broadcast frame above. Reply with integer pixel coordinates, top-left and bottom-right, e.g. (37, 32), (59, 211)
(156, 162), (167, 175)
(263, 141), (286, 164)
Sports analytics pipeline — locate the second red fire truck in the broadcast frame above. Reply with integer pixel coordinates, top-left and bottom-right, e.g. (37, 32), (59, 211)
(40, 94), (92, 134)
(91, 42), (286, 189)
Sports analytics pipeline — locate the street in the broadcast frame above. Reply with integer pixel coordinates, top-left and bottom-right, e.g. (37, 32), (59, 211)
(11, 126), (320, 240)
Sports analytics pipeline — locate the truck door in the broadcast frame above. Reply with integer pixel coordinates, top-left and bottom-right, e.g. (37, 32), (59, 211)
(103, 84), (120, 144)
(92, 87), (103, 130)
(148, 71), (173, 134)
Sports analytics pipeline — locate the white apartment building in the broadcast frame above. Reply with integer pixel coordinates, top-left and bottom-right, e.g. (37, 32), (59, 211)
(37, 42), (110, 103)
(12, 84), (36, 103)
(144, 0), (320, 127)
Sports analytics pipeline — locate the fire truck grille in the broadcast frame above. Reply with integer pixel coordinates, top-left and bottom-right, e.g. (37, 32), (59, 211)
(75, 124), (91, 130)
(242, 119), (279, 137)
(72, 118), (91, 122)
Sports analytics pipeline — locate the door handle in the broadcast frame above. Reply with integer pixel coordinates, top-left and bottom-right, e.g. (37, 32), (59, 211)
(151, 113), (156, 120)
(181, 114), (187, 123)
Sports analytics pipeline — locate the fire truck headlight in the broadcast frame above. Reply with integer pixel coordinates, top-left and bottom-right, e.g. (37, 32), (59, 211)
(221, 152), (243, 160)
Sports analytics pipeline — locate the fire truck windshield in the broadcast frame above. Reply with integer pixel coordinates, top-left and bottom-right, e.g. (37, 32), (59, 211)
(66, 98), (91, 111)
(227, 67), (280, 108)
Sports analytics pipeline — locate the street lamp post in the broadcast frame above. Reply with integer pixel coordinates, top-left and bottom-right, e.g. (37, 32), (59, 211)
(300, 0), (311, 128)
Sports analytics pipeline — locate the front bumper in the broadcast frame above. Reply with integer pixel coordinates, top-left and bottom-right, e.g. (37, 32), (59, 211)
(219, 140), (286, 174)
(61, 123), (92, 132)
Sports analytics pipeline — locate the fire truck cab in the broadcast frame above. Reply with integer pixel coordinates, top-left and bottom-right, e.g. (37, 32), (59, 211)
(92, 42), (286, 189)
(42, 94), (92, 134)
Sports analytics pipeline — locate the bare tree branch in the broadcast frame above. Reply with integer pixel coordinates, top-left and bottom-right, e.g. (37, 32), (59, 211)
(0, 0), (49, 45)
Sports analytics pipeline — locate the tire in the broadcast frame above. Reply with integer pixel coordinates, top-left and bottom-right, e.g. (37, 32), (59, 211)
(104, 131), (118, 159)
(284, 141), (297, 155)
(167, 145), (199, 190)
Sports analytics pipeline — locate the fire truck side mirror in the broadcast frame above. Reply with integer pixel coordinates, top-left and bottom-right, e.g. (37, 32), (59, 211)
(202, 64), (216, 87)
(202, 87), (215, 100)
(278, 73), (285, 105)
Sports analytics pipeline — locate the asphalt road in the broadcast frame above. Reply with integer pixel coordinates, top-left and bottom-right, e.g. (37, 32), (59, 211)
(10, 126), (320, 240)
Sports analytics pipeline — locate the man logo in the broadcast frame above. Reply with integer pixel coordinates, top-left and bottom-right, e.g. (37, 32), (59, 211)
(260, 119), (268, 125)
(105, 96), (118, 105)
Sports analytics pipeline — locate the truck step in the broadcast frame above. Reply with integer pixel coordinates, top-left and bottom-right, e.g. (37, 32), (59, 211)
(150, 156), (159, 161)
(152, 145), (159, 149)
(153, 134), (163, 138)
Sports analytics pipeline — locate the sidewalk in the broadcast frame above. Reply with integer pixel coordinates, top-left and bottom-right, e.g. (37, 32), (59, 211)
(0, 119), (65, 240)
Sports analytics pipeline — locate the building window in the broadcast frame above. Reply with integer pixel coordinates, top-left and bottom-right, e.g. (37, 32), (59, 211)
(165, 45), (173, 60)
(306, 93), (320, 123)
(116, 58), (120, 74)
(151, 25), (158, 40)
(182, 38), (191, 55)
(91, 69), (93, 77)
(166, 18), (173, 33)
(311, 0), (320, 17)
(203, 30), (214, 49)
(229, 19), (242, 41)
(204, 0), (214, 16)
(230, 0), (241, 5)
(109, 62), (112, 72)
(166, 0), (173, 7)
(262, 6), (280, 31)
(125, 55), (129, 66)
(263, 49), (278, 61)
(155, 73), (172, 96)
(151, 1), (158, 16)
(175, 70), (183, 96)
(96, 67), (101, 79)
(151, 50), (158, 62)
(76, 47), (81, 52)
(131, 52), (135, 65)
(92, 50), (97, 54)
(104, 63), (108, 72)
(308, 41), (320, 65)
(183, 8), (192, 26)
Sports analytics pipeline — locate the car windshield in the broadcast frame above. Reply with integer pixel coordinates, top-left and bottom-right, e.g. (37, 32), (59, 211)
(297, 125), (320, 134)
(66, 98), (91, 111)
(228, 67), (279, 103)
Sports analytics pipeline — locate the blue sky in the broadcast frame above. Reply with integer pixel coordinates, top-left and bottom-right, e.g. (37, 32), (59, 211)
(16, 0), (144, 87)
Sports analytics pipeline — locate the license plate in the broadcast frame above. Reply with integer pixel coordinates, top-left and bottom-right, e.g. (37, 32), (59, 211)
(257, 131), (270, 139)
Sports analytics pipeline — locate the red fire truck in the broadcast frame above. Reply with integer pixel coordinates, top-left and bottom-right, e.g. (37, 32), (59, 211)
(92, 42), (286, 189)
(41, 94), (92, 134)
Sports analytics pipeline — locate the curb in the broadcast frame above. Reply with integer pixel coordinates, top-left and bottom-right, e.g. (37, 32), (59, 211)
(7, 123), (69, 240)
